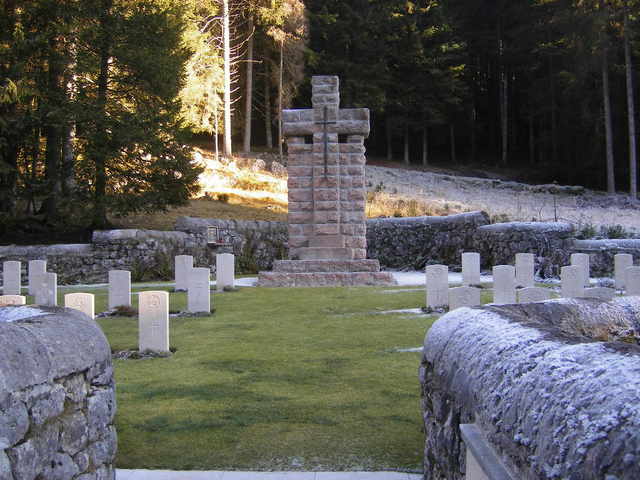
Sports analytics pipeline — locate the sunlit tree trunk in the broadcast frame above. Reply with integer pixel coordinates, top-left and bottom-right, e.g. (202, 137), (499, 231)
(422, 125), (428, 167)
(624, 0), (637, 198)
(602, 24), (615, 193)
(278, 39), (284, 162)
(242, 17), (254, 154)
(264, 61), (273, 149)
(403, 122), (409, 165)
(222, 0), (232, 157)
(43, 35), (63, 220)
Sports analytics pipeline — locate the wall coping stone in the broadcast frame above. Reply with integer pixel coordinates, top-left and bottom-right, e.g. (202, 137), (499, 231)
(92, 229), (190, 243)
(574, 238), (640, 250)
(477, 221), (574, 234)
(0, 306), (111, 394)
(367, 211), (489, 227)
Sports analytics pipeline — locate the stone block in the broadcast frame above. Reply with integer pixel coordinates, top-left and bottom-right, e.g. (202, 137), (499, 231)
(138, 291), (170, 353)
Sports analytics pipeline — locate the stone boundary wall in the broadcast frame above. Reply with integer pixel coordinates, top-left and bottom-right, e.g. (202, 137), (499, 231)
(366, 211), (490, 270)
(420, 297), (640, 480)
(1, 306), (116, 480)
(0, 214), (639, 284)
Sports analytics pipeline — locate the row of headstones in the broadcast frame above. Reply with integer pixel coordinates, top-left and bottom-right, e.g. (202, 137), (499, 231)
(427, 252), (640, 310)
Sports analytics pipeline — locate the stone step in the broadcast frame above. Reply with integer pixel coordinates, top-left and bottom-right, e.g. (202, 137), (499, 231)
(257, 271), (397, 288)
(272, 259), (382, 273)
(298, 247), (353, 261)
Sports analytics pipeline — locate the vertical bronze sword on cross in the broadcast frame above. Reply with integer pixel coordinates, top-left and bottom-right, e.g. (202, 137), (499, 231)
(315, 106), (337, 177)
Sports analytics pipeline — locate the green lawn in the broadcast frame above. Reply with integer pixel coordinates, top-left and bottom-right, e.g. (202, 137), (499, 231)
(78, 285), (443, 472)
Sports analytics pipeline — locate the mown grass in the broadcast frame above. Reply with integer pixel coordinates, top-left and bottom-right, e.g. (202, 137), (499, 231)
(59, 285), (438, 472)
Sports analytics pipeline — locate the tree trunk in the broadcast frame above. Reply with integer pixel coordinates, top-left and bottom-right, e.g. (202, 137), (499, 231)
(386, 117), (393, 161)
(403, 122), (409, 165)
(450, 123), (457, 164)
(602, 32), (616, 193)
(43, 36), (64, 220)
(61, 40), (77, 196)
(222, 0), (232, 157)
(422, 125), (428, 167)
(529, 111), (535, 165)
(500, 69), (508, 166)
(278, 39), (284, 162)
(470, 104), (477, 163)
(242, 17), (254, 154)
(624, 0), (637, 198)
(92, 0), (112, 229)
(264, 61), (273, 149)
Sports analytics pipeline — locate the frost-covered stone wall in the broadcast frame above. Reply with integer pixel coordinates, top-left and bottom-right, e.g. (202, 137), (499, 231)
(420, 297), (640, 480)
(366, 211), (490, 270)
(0, 306), (116, 480)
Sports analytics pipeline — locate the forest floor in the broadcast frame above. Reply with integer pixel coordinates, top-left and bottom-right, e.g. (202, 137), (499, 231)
(115, 147), (640, 238)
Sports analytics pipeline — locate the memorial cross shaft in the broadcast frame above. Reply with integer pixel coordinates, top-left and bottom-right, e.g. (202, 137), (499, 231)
(282, 76), (370, 261)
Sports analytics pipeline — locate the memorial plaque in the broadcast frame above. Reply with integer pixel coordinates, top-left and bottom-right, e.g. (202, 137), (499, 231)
(0, 295), (26, 306)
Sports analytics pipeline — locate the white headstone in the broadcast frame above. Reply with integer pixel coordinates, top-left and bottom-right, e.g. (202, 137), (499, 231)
(188, 267), (211, 314)
(517, 287), (551, 303)
(492, 265), (516, 304)
(28, 260), (47, 296)
(561, 266), (584, 298)
(625, 266), (640, 296)
(0, 295), (26, 306)
(35, 272), (57, 306)
(139, 291), (170, 353)
(175, 255), (194, 292)
(449, 286), (481, 311)
(583, 287), (615, 301)
(614, 254), (633, 290)
(64, 293), (95, 319)
(426, 265), (449, 309)
(570, 253), (590, 287)
(216, 253), (235, 292)
(515, 253), (535, 288)
(3, 261), (21, 295)
(108, 270), (131, 309)
(462, 252), (481, 286)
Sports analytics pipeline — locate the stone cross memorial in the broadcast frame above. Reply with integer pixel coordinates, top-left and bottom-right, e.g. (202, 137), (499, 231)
(258, 76), (394, 287)
(139, 291), (170, 353)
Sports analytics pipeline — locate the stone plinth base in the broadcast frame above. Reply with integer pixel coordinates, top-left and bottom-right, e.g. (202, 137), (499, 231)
(258, 259), (396, 287)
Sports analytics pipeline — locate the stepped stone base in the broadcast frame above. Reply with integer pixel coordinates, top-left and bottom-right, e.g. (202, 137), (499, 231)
(258, 259), (396, 287)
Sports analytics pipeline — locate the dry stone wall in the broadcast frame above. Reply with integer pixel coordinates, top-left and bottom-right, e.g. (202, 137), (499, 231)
(420, 297), (640, 480)
(0, 306), (116, 480)
(1, 214), (639, 285)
